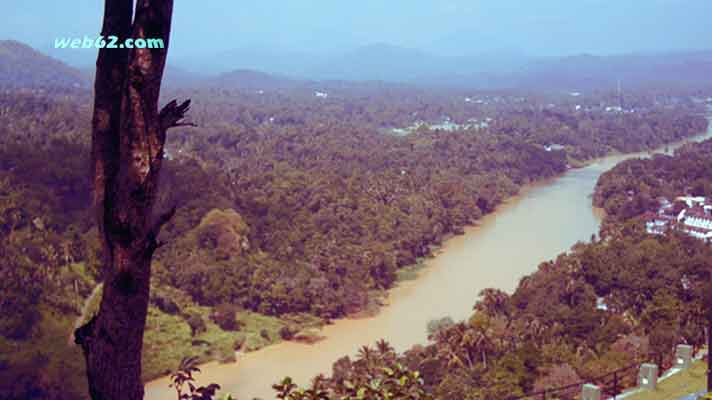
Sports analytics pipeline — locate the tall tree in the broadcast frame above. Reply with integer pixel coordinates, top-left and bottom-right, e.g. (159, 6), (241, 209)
(704, 282), (712, 392)
(74, 1), (191, 399)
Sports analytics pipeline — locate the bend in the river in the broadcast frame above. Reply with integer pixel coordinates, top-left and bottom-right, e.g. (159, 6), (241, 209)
(146, 122), (712, 400)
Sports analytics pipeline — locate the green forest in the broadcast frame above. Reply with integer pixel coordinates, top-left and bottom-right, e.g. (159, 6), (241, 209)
(272, 127), (712, 399)
(595, 138), (712, 221)
(277, 228), (712, 399)
(0, 85), (708, 399)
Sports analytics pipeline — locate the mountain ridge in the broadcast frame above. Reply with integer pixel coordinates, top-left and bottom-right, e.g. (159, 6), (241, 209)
(5, 39), (712, 92)
(0, 40), (90, 89)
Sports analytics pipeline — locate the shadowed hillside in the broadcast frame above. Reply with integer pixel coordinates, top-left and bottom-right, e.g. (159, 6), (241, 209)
(0, 40), (89, 89)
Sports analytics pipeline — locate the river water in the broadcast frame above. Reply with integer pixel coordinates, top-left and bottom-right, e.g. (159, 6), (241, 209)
(146, 125), (712, 400)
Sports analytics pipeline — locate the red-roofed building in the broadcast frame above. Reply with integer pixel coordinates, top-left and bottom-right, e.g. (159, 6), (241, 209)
(678, 205), (712, 242)
(644, 197), (712, 243)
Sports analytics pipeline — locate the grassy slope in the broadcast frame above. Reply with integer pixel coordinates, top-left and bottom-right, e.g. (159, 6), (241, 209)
(142, 305), (318, 380)
(2, 297), (321, 398)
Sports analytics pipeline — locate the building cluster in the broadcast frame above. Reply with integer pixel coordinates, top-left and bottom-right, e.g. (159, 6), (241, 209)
(389, 116), (492, 136)
(644, 196), (712, 242)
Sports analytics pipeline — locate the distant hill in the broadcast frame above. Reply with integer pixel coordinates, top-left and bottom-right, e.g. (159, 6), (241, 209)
(176, 43), (712, 91)
(6, 39), (712, 92)
(173, 43), (529, 85)
(79, 64), (206, 90)
(160, 65), (207, 88)
(211, 69), (304, 91)
(175, 46), (321, 77)
(0, 40), (90, 89)
(517, 51), (712, 91)
(311, 43), (441, 82)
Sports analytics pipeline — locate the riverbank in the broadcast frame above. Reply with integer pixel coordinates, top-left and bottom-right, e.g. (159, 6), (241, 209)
(146, 124), (712, 400)
(141, 170), (597, 399)
(145, 185), (548, 400)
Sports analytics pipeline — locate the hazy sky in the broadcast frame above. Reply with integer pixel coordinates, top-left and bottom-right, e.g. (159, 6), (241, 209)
(3, 0), (712, 64)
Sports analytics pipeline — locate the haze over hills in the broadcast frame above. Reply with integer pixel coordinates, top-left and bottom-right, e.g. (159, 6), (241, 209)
(0, 40), (89, 89)
(309, 43), (441, 82)
(211, 69), (304, 92)
(172, 43), (531, 84)
(518, 51), (712, 91)
(168, 43), (712, 90)
(4, 39), (712, 92)
(174, 46), (322, 78)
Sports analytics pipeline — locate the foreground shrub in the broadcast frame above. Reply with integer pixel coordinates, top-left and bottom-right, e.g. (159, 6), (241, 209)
(210, 304), (242, 331)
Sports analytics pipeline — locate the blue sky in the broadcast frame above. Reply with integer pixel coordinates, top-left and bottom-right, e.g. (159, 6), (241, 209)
(3, 0), (712, 64)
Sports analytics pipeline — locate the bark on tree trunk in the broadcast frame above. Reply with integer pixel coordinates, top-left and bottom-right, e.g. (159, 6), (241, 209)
(74, 1), (190, 399)
(77, 249), (152, 400)
(705, 282), (712, 392)
(708, 318), (712, 392)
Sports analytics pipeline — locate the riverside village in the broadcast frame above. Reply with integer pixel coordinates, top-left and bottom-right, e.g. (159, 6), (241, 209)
(644, 196), (712, 242)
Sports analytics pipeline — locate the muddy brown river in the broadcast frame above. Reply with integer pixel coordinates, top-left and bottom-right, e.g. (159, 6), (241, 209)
(146, 125), (712, 400)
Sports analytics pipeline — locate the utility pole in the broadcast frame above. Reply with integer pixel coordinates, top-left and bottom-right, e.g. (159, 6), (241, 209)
(617, 78), (624, 110)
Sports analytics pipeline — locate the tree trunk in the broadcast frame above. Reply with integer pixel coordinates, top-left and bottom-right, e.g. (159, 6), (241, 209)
(75, 1), (190, 399)
(77, 249), (152, 400)
(708, 316), (712, 392)
(705, 283), (712, 393)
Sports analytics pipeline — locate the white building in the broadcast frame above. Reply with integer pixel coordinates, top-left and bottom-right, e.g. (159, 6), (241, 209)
(678, 207), (712, 242)
(676, 196), (707, 208)
(644, 197), (712, 242)
(596, 297), (608, 311)
(644, 213), (674, 235)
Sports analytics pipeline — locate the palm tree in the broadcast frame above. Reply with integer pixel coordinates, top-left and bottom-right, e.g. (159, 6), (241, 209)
(376, 339), (395, 358)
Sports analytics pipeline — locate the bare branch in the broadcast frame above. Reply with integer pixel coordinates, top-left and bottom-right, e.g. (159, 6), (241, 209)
(74, 315), (98, 347)
(160, 99), (193, 131)
(144, 206), (177, 256)
(172, 122), (198, 128)
(148, 205), (177, 243)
